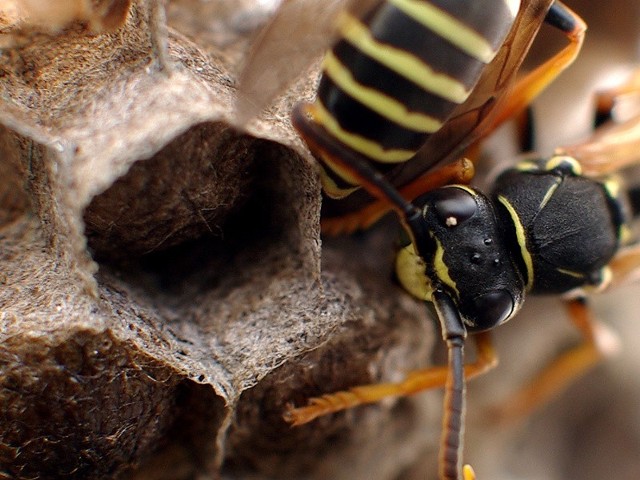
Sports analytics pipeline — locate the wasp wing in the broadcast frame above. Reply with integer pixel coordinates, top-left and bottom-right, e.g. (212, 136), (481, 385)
(395, 0), (557, 188)
(235, 0), (379, 124)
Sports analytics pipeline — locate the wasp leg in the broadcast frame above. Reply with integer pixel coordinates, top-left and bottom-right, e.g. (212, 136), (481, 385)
(284, 332), (497, 426)
(488, 298), (620, 425)
(594, 68), (640, 127)
(608, 243), (640, 289)
(490, 1), (586, 130)
(557, 116), (640, 177)
(321, 158), (475, 236)
(512, 106), (537, 154)
(557, 70), (640, 176)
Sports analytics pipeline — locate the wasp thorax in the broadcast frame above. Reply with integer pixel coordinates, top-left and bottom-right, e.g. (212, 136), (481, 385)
(492, 158), (627, 295)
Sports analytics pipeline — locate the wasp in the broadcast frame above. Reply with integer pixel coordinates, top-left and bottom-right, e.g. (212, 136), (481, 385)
(289, 74), (640, 480)
(236, 1), (589, 479)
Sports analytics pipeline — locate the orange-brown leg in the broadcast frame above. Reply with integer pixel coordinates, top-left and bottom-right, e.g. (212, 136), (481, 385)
(607, 243), (640, 288)
(284, 331), (498, 426)
(489, 298), (620, 425)
(489, 2), (586, 131)
(594, 68), (640, 125)
(557, 69), (640, 176)
(559, 115), (640, 176)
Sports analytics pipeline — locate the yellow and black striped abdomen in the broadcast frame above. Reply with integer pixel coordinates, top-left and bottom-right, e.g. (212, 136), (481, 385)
(305, 0), (521, 198)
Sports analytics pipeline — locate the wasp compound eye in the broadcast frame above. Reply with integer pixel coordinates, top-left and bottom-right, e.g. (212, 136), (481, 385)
(429, 187), (477, 228)
(465, 290), (514, 331)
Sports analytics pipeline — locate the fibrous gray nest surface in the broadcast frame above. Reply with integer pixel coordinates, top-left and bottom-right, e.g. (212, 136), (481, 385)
(1, 1), (640, 480)
(0, 1), (437, 479)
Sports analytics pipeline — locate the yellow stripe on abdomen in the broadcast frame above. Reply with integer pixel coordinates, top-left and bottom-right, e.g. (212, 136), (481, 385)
(337, 11), (471, 104)
(310, 101), (416, 163)
(388, 0), (501, 63)
(322, 51), (443, 133)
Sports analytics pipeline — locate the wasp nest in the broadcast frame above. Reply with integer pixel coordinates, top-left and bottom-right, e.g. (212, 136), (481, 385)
(0, 1), (437, 479)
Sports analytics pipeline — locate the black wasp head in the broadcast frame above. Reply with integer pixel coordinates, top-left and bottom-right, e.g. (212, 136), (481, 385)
(402, 186), (526, 332)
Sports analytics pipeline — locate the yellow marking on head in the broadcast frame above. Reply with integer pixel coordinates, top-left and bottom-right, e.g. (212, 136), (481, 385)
(497, 195), (534, 289)
(338, 12), (471, 103)
(396, 243), (433, 301)
(310, 101), (416, 162)
(322, 51), (443, 132)
(434, 238), (458, 296)
(389, 0), (502, 63)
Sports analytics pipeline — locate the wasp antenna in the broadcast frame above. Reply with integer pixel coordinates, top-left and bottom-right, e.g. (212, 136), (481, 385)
(440, 337), (465, 480)
(433, 291), (468, 480)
